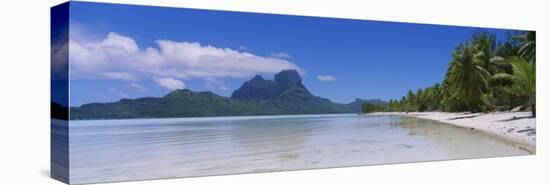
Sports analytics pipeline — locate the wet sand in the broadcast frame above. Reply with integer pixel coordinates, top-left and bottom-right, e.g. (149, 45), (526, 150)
(370, 112), (536, 153)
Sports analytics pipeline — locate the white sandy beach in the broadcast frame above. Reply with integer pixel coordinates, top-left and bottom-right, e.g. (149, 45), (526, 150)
(370, 111), (536, 152)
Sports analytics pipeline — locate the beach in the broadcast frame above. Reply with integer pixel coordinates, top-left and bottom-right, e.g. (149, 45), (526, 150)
(370, 111), (536, 153)
(67, 114), (529, 183)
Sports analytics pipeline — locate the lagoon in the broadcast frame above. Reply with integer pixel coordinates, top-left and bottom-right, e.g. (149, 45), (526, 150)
(65, 114), (529, 184)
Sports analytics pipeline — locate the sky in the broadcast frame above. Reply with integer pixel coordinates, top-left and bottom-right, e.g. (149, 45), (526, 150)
(62, 1), (516, 106)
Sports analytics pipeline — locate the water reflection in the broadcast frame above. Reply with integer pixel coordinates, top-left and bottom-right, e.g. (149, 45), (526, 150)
(51, 119), (69, 182)
(68, 114), (530, 184)
(231, 117), (313, 151)
(394, 116), (530, 156)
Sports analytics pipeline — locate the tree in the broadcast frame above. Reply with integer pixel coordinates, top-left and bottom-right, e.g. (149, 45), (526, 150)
(515, 31), (536, 63)
(405, 90), (416, 112)
(416, 89), (428, 112)
(510, 57), (536, 117)
(367, 31), (535, 114)
(361, 102), (385, 113)
(445, 43), (491, 112)
(472, 32), (498, 74)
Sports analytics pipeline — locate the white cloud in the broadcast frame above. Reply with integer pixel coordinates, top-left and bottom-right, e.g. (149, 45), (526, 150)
(51, 35), (69, 80)
(68, 32), (303, 87)
(270, 52), (292, 59)
(102, 72), (138, 81)
(317, 75), (336, 82)
(154, 77), (186, 90)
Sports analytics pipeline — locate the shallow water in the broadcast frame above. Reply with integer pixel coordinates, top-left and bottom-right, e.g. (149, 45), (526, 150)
(64, 114), (529, 184)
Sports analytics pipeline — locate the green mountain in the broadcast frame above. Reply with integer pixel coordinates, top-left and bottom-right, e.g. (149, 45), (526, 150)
(70, 70), (382, 120)
(231, 70), (307, 100)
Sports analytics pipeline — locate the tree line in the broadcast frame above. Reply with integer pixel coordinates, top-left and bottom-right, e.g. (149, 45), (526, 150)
(362, 31), (536, 117)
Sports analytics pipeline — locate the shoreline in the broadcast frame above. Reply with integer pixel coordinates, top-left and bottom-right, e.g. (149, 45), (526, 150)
(69, 113), (357, 122)
(368, 111), (536, 153)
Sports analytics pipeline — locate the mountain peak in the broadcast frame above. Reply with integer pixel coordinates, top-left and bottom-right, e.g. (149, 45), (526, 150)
(251, 75), (265, 81)
(231, 69), (310, 100)
(274, 69), (301, 87)
(231, 74), (276, 100)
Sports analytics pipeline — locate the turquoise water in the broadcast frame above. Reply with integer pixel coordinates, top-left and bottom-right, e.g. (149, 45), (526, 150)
(66, 114), (529, 184)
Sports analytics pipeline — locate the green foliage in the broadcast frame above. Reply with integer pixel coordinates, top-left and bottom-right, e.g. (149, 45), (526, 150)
(510, 56), (536, 116)
(446, 43), (491, 112)
(515, 31), (536, 63)
(364, 31), (535, 114)
(490, 73), (514, 87)
(361, 102), (387, 113)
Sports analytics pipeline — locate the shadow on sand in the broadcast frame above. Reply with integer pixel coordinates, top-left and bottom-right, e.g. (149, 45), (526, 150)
(500, 116), (533, 122)
(448, 114), (479, 120)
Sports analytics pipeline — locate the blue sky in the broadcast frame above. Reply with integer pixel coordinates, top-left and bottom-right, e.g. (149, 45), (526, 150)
(65, 1), (515, 106)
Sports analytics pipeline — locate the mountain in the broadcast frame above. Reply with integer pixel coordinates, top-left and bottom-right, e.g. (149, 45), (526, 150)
(345, 98), (387, 111)
(231, 69), (317, 102)
(230, 75), (278, 100)
(70, 70), (370, 120)
(231, 70), (309, 100)
(71, 89), (273, 119)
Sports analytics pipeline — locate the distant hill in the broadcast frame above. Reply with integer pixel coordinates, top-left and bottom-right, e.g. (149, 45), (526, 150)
(345, 98), (387, 111)
(70, 70), (383, 120)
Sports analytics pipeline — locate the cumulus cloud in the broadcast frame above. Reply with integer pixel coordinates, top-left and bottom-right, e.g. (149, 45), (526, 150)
(317, 75), (336, 82)
(68, 32), (303, 87)
(154, 77), (186, 90)
(102, 72), (138, 81)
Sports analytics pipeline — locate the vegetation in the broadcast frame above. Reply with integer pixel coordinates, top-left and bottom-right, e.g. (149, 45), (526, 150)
(510, 56), (536, 116)
(361, 102), (387, 113)
(362, 31), (536, 117)
(71, 70), (379, 120)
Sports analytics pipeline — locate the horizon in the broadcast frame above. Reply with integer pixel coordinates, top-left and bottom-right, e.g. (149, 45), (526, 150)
(69, 69), (388, 108)
(61, 1), (520, 106)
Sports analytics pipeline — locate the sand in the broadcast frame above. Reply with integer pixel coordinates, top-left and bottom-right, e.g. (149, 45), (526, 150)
(369, 111), (536, 153)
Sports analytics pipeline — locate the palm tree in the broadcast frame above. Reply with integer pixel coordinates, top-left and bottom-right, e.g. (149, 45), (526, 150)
(399, 96), (406, 112)
(495, 32), (520, 59)
(445, 44), (491, 112)
(515, 31), (536, 63)
(472, 32), (497, 74)
(431, 83), (443, 110)
(405, 90), (416, 113)
(510, 57), (536, 117)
